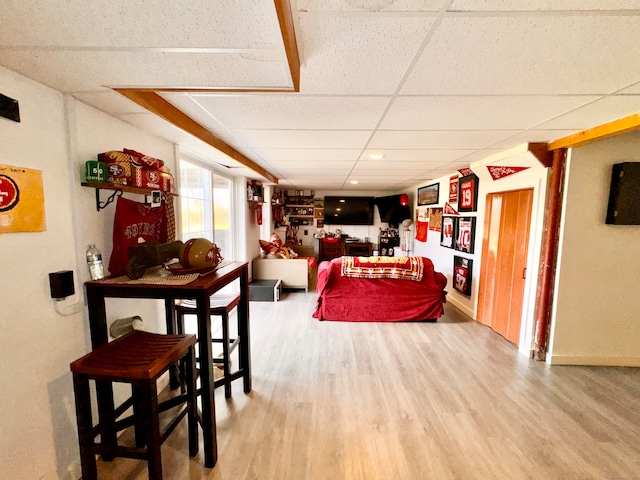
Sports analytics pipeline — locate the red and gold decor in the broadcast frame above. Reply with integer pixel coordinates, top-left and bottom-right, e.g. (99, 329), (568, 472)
(487, 165), (529, 180)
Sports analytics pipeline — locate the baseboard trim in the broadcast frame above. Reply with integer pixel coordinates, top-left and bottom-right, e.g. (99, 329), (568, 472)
(446, 296), (474, 319)
(549, 355), (640, 367)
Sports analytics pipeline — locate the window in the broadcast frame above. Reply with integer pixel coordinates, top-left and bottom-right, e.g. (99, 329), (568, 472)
(179, 157), (235, 260)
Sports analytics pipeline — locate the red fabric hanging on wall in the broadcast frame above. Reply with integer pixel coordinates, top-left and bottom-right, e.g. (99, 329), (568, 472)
(109, 196), (168, 277)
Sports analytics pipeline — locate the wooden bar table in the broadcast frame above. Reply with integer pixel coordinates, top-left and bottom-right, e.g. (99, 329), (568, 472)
(85, 261), (251, 468)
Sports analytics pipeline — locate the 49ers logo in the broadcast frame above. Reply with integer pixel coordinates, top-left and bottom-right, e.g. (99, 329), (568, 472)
(109, 164), (126, 177)
(0, 174), (20, 212)
(146, 170), (159, 182)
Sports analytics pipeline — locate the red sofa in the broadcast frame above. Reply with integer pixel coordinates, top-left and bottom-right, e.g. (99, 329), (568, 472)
(313, 256), (447, 322)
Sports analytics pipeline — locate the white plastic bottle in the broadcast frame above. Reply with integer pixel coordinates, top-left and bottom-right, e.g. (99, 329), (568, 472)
(86, 244), (105, 280)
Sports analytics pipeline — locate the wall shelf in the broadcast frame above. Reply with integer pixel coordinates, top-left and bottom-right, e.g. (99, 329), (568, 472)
(81, 181), (176, 212)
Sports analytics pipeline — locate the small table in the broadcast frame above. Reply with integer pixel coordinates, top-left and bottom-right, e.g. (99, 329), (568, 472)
(85, 261), (250, 468)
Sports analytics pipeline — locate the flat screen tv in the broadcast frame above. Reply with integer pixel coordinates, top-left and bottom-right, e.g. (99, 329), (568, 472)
(375, 195), (411, 225)
(323, 196), (375, 225)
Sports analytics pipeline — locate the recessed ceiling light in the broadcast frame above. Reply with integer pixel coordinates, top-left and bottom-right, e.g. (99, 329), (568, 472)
(350, 180), (359, 184)
(369, 153), (384, 160)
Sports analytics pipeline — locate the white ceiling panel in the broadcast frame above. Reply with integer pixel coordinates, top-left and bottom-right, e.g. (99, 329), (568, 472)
(0, 51), (290, 93)
(118, 113), (195, 143)
(617, 82), (640, 94)
(0, 0), (278, 48)
(449, 1), (640, 11)
(369, 130), (518, 149)
(353, 160), (451, 171)
(382, 95), (599, 130)
(253, 148), (361, 162)
(298, 14), (435, 94)
(297, 0), (446, 12)
(230, 129), (372, 149)
(535, 95), (640, 130)
(488, 129), (579, 148)
(401, 16), (640, 96)
(359, 149), (476, 162)
(188, 94), (391, 130)
(73, 90), (149, 116)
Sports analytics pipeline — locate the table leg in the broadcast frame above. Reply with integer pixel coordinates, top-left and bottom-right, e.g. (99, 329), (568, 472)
(238, 266), (252, 393)
(196, 291), (217, 468)
(164, 298), (181, 390)
(86, 286), (117, 460)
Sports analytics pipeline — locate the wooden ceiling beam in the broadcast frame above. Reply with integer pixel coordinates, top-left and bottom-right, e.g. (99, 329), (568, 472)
(549, 113), (640, 151)
(115, 89), (279, 184)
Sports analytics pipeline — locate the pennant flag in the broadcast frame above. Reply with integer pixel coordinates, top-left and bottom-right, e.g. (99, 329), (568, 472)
(444, 202), (459, 215)
(458, 167), (474, 177)
(487, 165), (529, 180)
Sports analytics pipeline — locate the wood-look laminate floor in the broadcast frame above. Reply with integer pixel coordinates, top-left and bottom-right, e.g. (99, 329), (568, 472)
(95, 291), (640, 479)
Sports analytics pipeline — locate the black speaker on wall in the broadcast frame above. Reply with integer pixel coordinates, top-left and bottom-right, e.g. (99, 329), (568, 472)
(606, 162), (640, 225)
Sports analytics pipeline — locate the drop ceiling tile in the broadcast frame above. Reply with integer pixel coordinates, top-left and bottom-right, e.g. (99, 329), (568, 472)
(0, 50), (289, 93)
(535, 95), (640, 130)
(360, 149), (475, 162)
(230, 129), (372, 149)
(73, 90), (149, 116)
(401, 16), (640, 95)
(449, 0), (640, 11)
(0, 0), (278, 48)
(178, 142), (246, 168)
(488, 129), (580, 148)
(382, 95), (599, 130)
(118, 113), (195, 143)
(298, 14), (434, 94)
(254, 148), (361, 162)
(616, 82), (640, 94)
(187, 94), (391, 130)
(297, 0), (445, 12)
(353, 161), (450, 172)
(369, 130), (518, 149)
(265, 160), (357, 171)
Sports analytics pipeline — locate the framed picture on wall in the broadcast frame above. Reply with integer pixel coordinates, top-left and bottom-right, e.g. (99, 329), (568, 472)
(458, 174), (479, 212)
(454, 216), (476, 254)
(440, 216), (456, 248)
(417, 183), (440, 206)
(453, 256), (473, 296)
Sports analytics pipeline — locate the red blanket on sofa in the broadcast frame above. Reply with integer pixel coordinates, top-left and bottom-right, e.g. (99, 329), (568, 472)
(313, 256), (447, 322)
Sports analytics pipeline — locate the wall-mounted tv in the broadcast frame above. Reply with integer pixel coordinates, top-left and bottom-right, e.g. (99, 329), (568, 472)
(323, 196), (375, 225)
(374, 194), (411, 225)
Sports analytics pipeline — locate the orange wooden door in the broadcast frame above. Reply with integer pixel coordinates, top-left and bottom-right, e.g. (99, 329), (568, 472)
(477, 189), (533, 344)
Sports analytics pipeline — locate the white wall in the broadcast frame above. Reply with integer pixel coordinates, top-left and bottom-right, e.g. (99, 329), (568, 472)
(411, 145), (549, 355)
(0, 66), (177, 479)
(549, 131), (640, 366)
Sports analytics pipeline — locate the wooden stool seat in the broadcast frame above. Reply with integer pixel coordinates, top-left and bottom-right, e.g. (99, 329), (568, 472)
(175, 293), (241, 399)
(70, 330), (198, 480)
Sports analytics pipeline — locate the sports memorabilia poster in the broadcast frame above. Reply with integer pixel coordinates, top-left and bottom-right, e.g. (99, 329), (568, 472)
(429, 207), (443, 232)
(415, 206), (429, 242)
(440, 216), (455, 248)
(453, 256), (473, 295)
(455, 216), (476, 254)
(0, 164), (46, 233)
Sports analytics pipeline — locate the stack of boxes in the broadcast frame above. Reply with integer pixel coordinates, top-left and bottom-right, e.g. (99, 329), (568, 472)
(84, 149), (174, 193)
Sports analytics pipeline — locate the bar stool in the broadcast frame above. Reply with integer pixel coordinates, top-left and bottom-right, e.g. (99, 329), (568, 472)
(70, 330), (198, 480)
(175, 293), (241, 399)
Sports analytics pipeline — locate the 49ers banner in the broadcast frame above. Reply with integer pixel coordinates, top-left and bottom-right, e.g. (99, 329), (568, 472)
(0, 164), (46, 233)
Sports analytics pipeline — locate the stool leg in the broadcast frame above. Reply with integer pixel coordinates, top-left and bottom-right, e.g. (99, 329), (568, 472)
(132, 384), (147, 448)
(169, 310), (185, 391)
(221, 312), (232, 399)
(142, 380), (163, 480)
(186, 344), (199, 457)
(72, 372), (98, 480)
